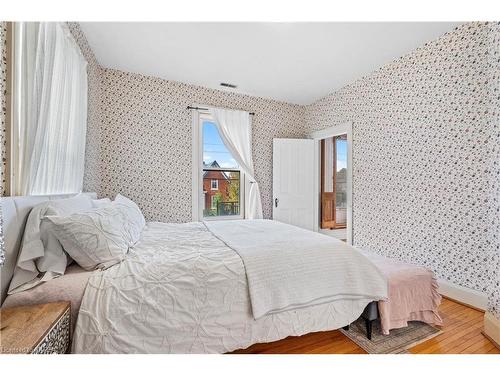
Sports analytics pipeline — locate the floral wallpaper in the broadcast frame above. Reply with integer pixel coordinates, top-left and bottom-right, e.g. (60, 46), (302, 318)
(97, 69), (305, 222)
(0, 22), (7, 266)
(305, 22), (500, 318)
(67, 25), (305, 223)
(0, 22), (6, 198)
(486, 23), (500, 320)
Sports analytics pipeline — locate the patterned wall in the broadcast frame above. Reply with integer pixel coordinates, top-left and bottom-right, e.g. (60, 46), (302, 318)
(0, 22), (7, 266)
(98, 69), (305, 222)
(486, 23), (500, 320)
(67, 23), (104, 195)
(67, 24), (305, 222)
(304, 23), (500, 315)
(1, 22), (7, 197)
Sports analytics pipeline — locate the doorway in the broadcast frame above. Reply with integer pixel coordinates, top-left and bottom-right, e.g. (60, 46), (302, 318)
(309, 123), (352, 244)
(320, 135), (347, 231)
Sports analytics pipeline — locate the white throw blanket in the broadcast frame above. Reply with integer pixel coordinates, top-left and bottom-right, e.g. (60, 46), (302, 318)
(205, 220), (388, 319)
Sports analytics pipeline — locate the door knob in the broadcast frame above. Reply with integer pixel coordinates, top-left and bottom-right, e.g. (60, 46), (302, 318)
(275, 198), (279, 208)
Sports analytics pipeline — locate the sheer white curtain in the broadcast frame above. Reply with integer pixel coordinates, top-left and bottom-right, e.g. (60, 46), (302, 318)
(209, 108), (263, 219)
(13, 22), (87, 196)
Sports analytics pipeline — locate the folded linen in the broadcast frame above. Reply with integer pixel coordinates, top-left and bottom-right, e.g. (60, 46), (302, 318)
(204, 219), (388, 319)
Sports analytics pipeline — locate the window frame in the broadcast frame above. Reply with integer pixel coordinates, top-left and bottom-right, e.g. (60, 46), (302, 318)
(210, 179), (218, 190)
(191, 109), (245, 221)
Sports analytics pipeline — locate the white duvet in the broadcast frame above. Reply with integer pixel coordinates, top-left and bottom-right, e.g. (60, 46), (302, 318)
(72, 221), (387, 354)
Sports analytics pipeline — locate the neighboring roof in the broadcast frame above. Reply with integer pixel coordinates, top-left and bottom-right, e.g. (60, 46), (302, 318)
(203, 160), (231, 180)
(204, 160), (220, 169)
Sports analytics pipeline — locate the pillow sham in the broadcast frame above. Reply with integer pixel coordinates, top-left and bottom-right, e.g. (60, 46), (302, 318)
(114, 194), (146, 245)
(92, 197), (111, 208)
(8, 194), (94, 294)
(44, 205), (131, 271)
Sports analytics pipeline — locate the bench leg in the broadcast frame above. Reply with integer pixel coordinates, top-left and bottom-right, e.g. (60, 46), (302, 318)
(365, 318), (373, 340)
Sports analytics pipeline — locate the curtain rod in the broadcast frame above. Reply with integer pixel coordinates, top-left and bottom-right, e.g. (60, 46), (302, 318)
(187, 106), (255, 116)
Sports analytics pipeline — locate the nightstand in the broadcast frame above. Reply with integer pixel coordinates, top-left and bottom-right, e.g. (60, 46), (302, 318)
(0, 301), (70, 354)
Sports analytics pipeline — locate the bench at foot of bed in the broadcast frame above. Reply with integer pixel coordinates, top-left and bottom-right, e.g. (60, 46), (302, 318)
(362, 301), (378, 340)
(342, 301), (378, 340)
(345, 250), (444, 340)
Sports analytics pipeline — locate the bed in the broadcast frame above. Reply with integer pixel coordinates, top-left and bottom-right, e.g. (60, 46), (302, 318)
(0, 193), (440, 354)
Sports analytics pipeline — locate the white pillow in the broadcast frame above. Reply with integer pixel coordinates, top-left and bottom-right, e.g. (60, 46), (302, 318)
(114, 194), (146, 245)
(50, 194), (95, 214)
(8, 194), (94, 294)
(92, 197), (112, 208)
(45, 205), (131, 271)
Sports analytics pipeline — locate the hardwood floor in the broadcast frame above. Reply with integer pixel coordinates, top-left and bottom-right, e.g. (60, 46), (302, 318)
(232, 298), (500, 354)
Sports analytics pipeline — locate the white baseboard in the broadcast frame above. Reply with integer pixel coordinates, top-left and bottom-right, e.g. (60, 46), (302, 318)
(483, 312), (500, 347)
(437, 279), (487, 310)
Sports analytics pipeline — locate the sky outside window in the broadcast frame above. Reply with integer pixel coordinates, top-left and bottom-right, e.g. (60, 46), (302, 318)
(203, 121), (239, 168)
(336, 139), (347, 171)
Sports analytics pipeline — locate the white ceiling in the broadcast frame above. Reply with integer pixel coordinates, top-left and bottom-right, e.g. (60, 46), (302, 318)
(80, 22), (461, 105)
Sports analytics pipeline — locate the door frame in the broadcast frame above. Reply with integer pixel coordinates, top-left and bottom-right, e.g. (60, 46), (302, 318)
(308, 122), (353, 245)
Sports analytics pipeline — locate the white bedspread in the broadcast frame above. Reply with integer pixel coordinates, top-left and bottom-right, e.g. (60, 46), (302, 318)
(205, 220), (388, 319)
(72, 221), (384, 353)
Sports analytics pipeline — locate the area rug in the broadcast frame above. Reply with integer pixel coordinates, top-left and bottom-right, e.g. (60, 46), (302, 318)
(340, 318), (443, 354)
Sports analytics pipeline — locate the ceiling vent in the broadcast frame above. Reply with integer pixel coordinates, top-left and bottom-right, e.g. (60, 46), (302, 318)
(220, 82), (237, 89)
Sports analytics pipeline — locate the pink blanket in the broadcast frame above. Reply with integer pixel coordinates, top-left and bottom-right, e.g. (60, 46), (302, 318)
(362, 251), (443, 335)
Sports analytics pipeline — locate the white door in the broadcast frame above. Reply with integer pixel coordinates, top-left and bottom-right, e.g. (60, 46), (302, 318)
(273, 138), (316, 231)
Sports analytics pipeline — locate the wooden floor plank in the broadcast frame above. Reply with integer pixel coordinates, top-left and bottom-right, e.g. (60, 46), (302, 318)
(466, 339), (496, 354)
(411, 315), (484, 354)
(487, 345), (500, 354)
(436, 320), (485, 354)
(232, 298), (500, 354)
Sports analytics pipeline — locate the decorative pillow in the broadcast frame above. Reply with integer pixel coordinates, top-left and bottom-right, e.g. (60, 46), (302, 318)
(45, 205), (131, 271)
(114, 194), (146, 245)
(8, 194), (94, 294)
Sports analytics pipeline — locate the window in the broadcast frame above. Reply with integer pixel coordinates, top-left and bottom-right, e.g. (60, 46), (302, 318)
(195, 114), (243, 219)
(11, 23), (87, 196)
